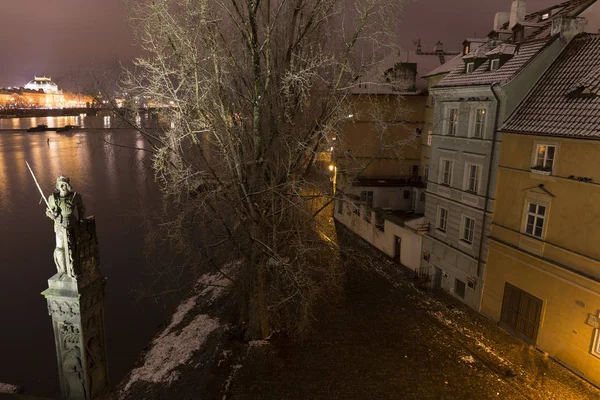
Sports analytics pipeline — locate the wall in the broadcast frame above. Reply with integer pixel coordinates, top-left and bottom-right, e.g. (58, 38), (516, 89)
(334, 200), (424, 271)
(494, 133), (600, 270)
(336, 94), (426, 179)
(482, 240), (600, 387)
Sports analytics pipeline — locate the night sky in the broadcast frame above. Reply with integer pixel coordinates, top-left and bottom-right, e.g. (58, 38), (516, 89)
(0, 0), (560, 89)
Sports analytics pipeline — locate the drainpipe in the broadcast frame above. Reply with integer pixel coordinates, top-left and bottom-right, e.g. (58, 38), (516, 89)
(476, 82), (501, 286)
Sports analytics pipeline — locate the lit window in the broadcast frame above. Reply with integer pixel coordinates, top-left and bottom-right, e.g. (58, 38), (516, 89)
(437, 207), (448, 232)
(490, 59), (500, 71)
(447, 109), (458, 136)
(461, 216), (475, 244)
(427, 131), (433, 146)
(474, 109), (486, 138)
(466, 62), (475, 73)
(534, 145), (556, 172)
(464, 44), (470, 55)
(441, 159), (453, 186)
(525, 203), (546, 238)
(541, 13), (550, 20)
(466, 164), (480, 193)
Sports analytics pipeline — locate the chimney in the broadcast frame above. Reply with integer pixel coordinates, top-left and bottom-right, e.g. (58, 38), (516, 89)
(551, 16), (587, 42)
(494, 12), (510, 31)
(509, 0), (526, 30)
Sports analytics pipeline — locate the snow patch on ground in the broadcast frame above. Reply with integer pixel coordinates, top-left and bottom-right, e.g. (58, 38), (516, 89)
(122, 313), (221, 394)
(249, 339), (270, 347)
(0, 383), (20, 393)
(121, 269), (235, 396)
(460, 355), (476, 364)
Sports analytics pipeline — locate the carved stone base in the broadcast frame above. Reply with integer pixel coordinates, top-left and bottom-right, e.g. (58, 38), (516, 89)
(42, 275), (109, 400)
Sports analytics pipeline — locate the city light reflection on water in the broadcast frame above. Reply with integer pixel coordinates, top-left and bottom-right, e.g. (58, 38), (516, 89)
(0, 116), (170, 397)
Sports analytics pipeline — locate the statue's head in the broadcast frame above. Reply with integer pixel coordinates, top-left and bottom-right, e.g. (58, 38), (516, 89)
(56, 175), (72, 196)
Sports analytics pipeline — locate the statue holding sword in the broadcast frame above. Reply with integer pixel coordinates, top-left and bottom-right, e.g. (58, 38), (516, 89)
(27, 162), (85, 279)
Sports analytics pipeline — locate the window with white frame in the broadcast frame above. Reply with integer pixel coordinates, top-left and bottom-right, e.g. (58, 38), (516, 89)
(490, 58), (500, 71)
(534, 145), (556, 172)
(440, 159), (453, 186)
(437, 207), (448, 232)
(447, 109), (458, 136)
(525, 203), (547, 238)
(465, 163), (481, 193)
(427, 131), (433, 145)
(466, 62), (475, 74)
(474, 109), (486, 138)
(461, 216), (475, 244)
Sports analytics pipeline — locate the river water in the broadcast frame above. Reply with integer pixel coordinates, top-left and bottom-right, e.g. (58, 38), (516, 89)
(0, 116), (173, 397)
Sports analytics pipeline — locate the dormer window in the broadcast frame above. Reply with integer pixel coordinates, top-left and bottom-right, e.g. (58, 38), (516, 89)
(466, 62), (475, 74)
(464, 44), (470, 56)
(541, 13), (550, 20)
(490, 58), (500, 71)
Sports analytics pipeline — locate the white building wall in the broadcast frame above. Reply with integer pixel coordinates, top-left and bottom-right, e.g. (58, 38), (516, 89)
(334, 201), (424, 271)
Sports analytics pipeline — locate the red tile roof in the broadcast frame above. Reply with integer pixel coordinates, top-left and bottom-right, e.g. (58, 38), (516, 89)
(502, 34), (600, 138)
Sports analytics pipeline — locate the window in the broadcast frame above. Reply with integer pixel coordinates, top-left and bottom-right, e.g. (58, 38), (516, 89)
(440, 159), (453, 186)
(360, 191), (374, 207)
(490, 58), (500, 71)
(464, 44), (470, 55)
(427, 131), (433, 146)
(474, 109), (486, 138)
(447, 109), (458, 136)
(466, 62), (475, 73)
(465, 164), (481, 193)
(455, 278), (466, 299)
(525, 203), (546, 238)
(534, 145), (556, 172)
(541, 12), (550, 20)
(461, 216), (475, 244)
(437, 207), (448, 232)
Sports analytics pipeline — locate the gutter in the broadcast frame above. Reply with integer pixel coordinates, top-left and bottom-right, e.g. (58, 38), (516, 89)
(476, 82), (501, 281)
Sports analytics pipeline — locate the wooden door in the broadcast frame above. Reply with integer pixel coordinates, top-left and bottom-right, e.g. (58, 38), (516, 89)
(500, 283), (542, 345)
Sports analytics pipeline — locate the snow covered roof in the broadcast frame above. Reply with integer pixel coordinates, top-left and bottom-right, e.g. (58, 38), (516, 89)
(422, 53), (464, 78)
(498, 0), (596, 40)
(433, 38), (552, 88)
(485, 43), (518, 56)
(502, 34), (600, 138)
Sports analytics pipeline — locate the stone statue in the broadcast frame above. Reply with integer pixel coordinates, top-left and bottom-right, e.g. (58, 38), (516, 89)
(45, 176), (85, 279)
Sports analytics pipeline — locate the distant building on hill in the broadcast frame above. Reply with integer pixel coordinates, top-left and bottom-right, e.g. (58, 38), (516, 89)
(24, 76), (61, 94)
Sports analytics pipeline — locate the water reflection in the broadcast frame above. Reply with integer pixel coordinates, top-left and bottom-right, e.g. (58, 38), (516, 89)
(0, 117), (170, 397)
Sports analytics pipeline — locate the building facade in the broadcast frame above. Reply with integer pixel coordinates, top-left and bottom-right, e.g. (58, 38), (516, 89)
(420, 0), (598, 310)
(334, 49), (445, 270)
(481, 33), (600, 387)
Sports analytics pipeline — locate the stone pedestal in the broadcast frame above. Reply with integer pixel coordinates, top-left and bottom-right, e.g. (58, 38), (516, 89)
(42, 216), (109, 400)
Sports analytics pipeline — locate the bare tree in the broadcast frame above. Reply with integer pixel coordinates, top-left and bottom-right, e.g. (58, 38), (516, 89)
(122, 0), (402, 339)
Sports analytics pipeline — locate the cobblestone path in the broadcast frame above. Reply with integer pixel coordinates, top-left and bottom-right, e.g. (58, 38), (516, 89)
(229, 224), (600, 400)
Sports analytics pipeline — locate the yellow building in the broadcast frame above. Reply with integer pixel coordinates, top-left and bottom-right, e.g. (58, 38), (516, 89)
(481, 34), (600, 386)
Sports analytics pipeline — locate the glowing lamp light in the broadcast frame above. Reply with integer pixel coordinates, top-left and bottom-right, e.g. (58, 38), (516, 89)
(328, 164), (334, 172)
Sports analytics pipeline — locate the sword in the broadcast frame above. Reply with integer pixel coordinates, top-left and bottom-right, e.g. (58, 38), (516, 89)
(25, 161), (51, 209)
